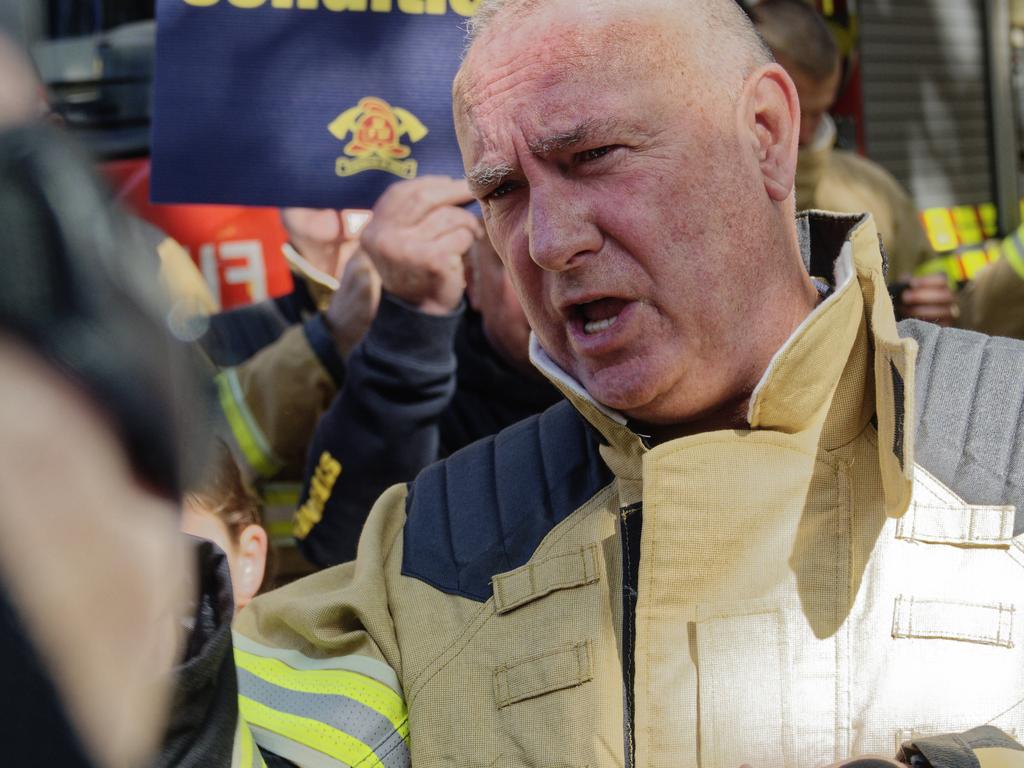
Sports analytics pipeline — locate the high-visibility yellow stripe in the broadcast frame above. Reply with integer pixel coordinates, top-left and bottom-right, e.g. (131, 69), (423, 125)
(232, 717), (267, 768)
(915, 253), (962, 282)
(262, 483), (301, 509)
(215, 369), (282, 478)
(960, 248), (991, 281)
(979, 202), (999, 238)
(235, 648), (407, 729)
(232, 634), (403, 694)
(953, 205), (984, 246)
(1004, 229), (1024, 280)
(922, 207), (960, 253)
(241, 695), (389, 768)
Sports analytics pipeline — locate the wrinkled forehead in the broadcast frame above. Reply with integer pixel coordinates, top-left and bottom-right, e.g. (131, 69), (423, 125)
(454, 8), (683, 152)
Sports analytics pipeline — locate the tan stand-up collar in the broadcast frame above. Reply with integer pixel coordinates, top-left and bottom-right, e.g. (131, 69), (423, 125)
(530, 211), (918, 517)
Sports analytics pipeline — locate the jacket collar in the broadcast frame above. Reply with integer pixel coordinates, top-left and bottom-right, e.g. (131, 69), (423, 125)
(282, 242), (337, 311)
(530, 211), (917, 517)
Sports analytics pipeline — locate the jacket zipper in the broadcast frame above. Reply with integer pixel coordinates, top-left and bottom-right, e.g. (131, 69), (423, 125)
(620, 502), (643, 768)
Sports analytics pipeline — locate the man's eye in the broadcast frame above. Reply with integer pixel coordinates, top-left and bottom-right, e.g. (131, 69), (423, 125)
(487, 182), (518, 200)
(577, 145), (616, 163)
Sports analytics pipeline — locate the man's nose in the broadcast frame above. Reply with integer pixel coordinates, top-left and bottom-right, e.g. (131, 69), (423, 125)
(526, 181), (602, 271)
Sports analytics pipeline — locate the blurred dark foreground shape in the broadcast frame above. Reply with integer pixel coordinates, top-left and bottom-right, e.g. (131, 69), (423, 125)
(0, 119), (214, 766)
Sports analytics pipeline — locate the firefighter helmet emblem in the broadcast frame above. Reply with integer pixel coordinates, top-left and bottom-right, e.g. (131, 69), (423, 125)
(328, 97), (428, 180)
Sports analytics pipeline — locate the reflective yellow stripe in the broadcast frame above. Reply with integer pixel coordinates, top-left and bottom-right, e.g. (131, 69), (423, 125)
(260, 482), (303, 544)
(232, 716), (267, 768)
(960, 248), (991, 281)
(235, 648), (407, 729)
(262, 483), (301, 509)
(979, 203), (999, 238)
(922, 207), (960, 253)
(914, 253), (963, 282)
(952, 205), (984, 246)
(215, 369), (283, 478)
(233, 634), (403, 694)
(240, 695), (390, 768)
(1003, 228), (1024, 280)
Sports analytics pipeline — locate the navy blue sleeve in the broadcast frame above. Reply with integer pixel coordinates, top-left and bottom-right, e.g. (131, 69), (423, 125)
(302, 313), (346, 386)
(294, 292), (464, 567)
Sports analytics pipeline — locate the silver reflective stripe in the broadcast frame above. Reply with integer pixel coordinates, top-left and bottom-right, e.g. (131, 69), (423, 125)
(375, 729), (411, 768)
(249, 724), (411, 768)
(238, 668), (404, 761)
(232, 632), (402, 695)
(249, 725), (352, 768)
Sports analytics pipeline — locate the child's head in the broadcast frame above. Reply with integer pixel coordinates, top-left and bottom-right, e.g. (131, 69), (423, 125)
(182, 443), (270, 614)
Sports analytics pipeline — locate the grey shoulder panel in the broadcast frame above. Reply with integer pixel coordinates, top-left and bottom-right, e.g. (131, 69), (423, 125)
(900, 320), (1024, 533)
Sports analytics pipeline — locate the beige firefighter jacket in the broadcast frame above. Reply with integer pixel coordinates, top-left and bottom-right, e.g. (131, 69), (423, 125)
(234, 212), (1024, 768)
(959, 235), (1024, 340)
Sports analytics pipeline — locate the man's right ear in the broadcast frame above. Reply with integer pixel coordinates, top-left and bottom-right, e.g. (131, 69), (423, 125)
(743, 63), (801, 203)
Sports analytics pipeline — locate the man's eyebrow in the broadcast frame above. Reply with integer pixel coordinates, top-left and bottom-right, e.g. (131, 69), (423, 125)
(467, 119), (628, 195)
(527, 120), (598, 155)
(526, 118), (627, 155)
(468, 161), (515, 196)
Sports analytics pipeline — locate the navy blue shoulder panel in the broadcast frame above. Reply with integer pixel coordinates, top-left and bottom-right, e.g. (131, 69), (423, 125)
(402, 400), (614, 602)
(899, 320), (1024, 533)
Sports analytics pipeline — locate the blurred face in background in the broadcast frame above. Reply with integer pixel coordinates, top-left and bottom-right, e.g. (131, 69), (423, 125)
(280, 208), (367, 278)
(774, 52), (841, 147)
(464, 231), (535, 377)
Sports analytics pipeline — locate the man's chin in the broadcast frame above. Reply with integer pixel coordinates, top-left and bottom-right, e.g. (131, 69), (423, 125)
(577, 365), (664, 419)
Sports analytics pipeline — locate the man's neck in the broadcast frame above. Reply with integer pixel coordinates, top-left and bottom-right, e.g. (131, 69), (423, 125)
(628, 395), (752, 447)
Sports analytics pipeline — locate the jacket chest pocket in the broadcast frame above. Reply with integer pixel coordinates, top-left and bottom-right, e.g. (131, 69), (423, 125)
(494, 641), (593, 708)
(486, 544), (617, 767)
(491, 545), (602, 709)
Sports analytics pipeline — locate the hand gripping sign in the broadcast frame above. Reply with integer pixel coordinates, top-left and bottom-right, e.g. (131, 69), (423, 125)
(151, 0), (478, 209)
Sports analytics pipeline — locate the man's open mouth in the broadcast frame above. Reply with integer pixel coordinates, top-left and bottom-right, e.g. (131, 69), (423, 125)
(574, 298), (631, 335)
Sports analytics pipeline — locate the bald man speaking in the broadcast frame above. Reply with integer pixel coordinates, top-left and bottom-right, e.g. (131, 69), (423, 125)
(228, 2), (1024, 766)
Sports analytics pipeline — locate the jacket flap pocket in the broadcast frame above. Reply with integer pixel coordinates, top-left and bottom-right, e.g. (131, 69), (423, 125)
(492, 545), (600, 615)
(892, 595), (1016, 648)
(493, 641), (593, 709)
(900, 468), (1016, 546)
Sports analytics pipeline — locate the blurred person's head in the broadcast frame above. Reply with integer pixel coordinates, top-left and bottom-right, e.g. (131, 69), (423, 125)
(455, 0), (816, 434)
(182, 444), (270, 615)
(280, 208), (363, 280)
(463, 228), (535, 377)
(0, 32), (212, 768)
(750, 0), (841, 147)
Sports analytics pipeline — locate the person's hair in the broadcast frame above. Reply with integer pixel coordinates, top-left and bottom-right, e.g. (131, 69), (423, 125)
(466, 0), (772, 86)
(749, 0), (839, 81)
(186, 441), (274, 593)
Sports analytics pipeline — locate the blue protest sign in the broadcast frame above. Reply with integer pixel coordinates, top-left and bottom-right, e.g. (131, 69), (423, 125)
(151, 0), (478, 208)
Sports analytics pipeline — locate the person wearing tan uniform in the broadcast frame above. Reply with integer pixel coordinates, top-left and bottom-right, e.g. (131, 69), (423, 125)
(958, 224), (1024, 339)
(182, 1), (1024, 766)
(199, 210), (380, 508)
(750, 0), (959, 328)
